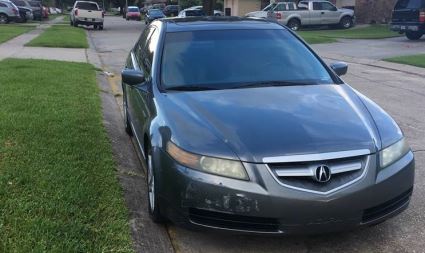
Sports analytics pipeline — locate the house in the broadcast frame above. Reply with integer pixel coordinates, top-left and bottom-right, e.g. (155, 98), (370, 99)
(223, 0), (396, 24)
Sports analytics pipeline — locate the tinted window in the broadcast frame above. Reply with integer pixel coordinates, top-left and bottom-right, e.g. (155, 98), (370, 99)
(128, 7), (139, 12)
(161, 30), (334, 89)
(76, 2), (98, 10)
(185, 9), (204, 16)
(29, 1), (40, 7)
(321, 2), (336, 10)
(288, 3), (295, 10)
(134, 27), (155, 68)
(0, 2), (6, 7)
(395, 0), (425, 8)
(149, 9), (162, 14)
(275, 4), (286, 11)
(12, 0), (26, 7)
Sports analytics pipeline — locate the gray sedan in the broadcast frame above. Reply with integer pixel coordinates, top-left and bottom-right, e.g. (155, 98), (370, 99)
(121, 17), (414, 234)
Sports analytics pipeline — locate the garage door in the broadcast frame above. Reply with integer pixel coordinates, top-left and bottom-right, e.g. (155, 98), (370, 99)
(238, 0), (261, 16)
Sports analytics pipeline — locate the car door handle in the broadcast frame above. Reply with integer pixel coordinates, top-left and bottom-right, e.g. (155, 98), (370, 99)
(321, 11), (325, 14)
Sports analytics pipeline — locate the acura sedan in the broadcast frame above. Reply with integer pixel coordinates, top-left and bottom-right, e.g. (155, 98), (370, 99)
(121, 17), (415, 234)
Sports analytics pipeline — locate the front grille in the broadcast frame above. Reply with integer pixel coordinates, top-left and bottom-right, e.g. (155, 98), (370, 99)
(268, 155), (367, 193)
(362, 188), (413, 223)
(189, 208), (281, 233)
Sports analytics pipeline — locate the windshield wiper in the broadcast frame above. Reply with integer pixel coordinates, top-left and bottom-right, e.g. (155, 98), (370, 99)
(231, 81), (316, 89)
(165, 85), (219, 91)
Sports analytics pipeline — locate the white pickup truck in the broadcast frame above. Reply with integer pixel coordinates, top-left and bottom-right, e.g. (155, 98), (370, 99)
(246, 0), (355, 31)
(70, 1), (104, 30)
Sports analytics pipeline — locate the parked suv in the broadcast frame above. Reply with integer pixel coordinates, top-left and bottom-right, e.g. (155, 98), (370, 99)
(0, 0), (20, 23)
(391, 0), (425, 40)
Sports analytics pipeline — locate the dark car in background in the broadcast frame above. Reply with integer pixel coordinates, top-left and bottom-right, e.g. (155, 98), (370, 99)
(163, 5), (180, 17)
(17, 6), (33, 22)
(145, 8), (165, 24)
(391, 0), (425, 40)
(121, 17), (415, 234)
(10, 0), (41, 20)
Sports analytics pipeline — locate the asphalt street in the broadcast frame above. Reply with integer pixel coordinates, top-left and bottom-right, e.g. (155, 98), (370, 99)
(89, 16), (425, 253)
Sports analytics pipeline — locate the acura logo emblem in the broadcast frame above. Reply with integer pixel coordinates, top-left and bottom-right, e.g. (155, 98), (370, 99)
(315, 165), (331, 183)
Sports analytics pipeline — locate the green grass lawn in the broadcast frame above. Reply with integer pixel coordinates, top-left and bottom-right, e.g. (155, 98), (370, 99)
(0, 59), (133, 252)
(384, 54), (425, 68)
(297, 25), (401, 44)
(0, 25), (34, 44)
(26, 25), (88, 48)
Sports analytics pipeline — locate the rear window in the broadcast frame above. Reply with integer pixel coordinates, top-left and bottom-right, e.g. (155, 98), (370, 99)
(161, 29), (334, 89)
(185, 9), (205, 16)
(76, 2), (98, 10)
(128, 7), (139, 12)
(395, 0), (425, 9)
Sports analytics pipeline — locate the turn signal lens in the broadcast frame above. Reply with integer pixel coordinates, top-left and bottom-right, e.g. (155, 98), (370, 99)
(420, 11), (425, 23)
(166, 141), (249, 180)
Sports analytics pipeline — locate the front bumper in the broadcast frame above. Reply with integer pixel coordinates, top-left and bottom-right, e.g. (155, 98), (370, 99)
(155, 148), (414, 234)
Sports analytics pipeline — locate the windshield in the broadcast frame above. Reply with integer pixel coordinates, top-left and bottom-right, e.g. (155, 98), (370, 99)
(149, 9), (163, 15)
(395, 0), (425, 9)
(161, 29), (334, 90)
(263, 3), (276, 11)
(12, 0), (26, 6)
(128, 7), (139, 12)
(29, 1), (40, 7)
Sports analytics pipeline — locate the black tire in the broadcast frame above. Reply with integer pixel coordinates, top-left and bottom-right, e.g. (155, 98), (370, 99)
(339, 16), (352, 29)
(99, 25), (103, 30)
(146, 145), (164, 223)
(73, 20), (78, 27)
(287, 18), (301, 31)
(123, 96), (132, 136)
(70, 19), (73, 26)
(126, 17), (129, 21)
(406, 31), (423, 40)
(0, 13), (8, 24)
(93, 25), (98, 29)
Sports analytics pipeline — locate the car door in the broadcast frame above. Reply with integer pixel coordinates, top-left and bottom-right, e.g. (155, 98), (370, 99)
(126, 26), (155, 139)
(131, 26), (160, 141)
(273, 3), (286, 21)
(309, 2), (324, 25)
(318, 2), (340, 25)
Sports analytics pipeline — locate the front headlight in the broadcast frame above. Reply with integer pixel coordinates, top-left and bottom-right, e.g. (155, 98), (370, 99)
(166, 142), (249, 180)
(380, 138), (410, 168)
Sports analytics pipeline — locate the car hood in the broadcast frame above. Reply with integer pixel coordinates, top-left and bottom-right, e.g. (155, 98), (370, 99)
(160, 84), (379, 163)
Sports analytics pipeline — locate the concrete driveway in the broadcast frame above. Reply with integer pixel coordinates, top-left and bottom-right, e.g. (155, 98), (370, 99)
(89, 16), (425, 253)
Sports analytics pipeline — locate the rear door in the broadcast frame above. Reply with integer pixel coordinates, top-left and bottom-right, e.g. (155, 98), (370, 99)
(392, 0), (425, 23)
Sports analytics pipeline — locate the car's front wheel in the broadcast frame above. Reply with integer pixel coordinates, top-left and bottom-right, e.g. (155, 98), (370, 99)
(405, 31), (423, 40)
(146, 146), (164, 223)
(340, 16), (353, 29)
(287, 18), (301, 31)
(0, 14), (8, 24)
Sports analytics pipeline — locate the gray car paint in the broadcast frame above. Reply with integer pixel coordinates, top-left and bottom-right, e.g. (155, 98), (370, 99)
(122, 18), (414, 234)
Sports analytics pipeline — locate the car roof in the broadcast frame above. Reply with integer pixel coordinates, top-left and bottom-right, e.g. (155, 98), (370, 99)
(161, 17), (285, 32)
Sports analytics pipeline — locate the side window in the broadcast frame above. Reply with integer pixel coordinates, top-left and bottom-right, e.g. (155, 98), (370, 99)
(313, 2), (321, 10)
(134, 27), (155, 70)
(142, 28), (160, 74)
(275, 4), (286, 11)
(0, 3), (7, 7)
(298, 2), (308, 10)
(288, 3), (295, 10)
(321, 2), (336, 11)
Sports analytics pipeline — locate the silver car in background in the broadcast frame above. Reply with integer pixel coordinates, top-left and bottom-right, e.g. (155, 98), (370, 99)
(246, 0), (355, 30)
(0, 0), (19, 23)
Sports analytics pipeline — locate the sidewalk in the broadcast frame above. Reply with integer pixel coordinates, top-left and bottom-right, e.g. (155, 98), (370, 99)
(0, 17), (87, 63)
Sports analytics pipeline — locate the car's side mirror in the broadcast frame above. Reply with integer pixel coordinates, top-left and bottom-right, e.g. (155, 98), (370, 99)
(121, 69), (145, 86)
(332, 6), (337, 11)
(330, 62), (348, 76)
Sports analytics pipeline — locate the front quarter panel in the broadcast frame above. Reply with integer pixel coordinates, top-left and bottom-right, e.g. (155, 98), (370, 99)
(355, 91), (403, 149)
